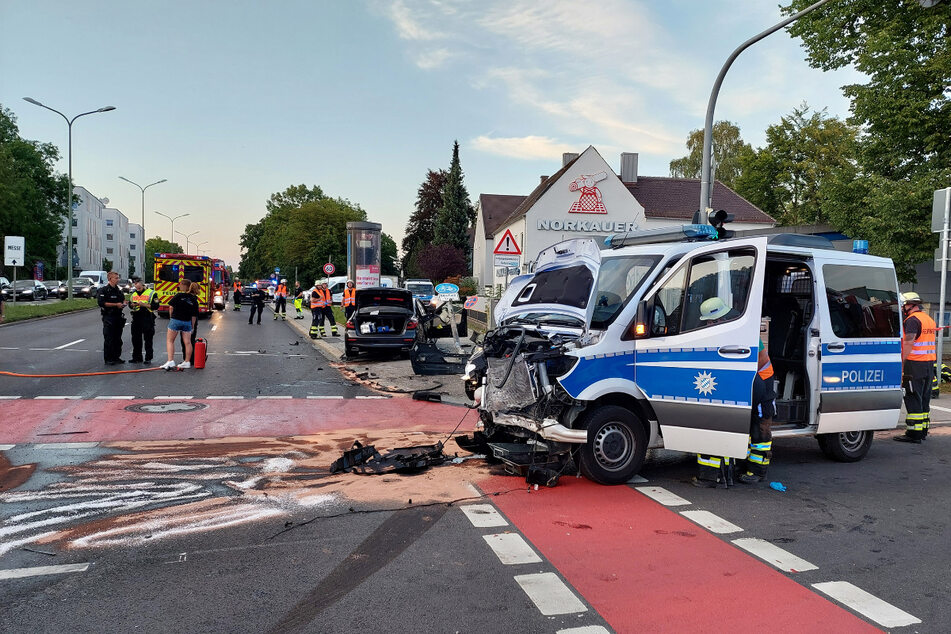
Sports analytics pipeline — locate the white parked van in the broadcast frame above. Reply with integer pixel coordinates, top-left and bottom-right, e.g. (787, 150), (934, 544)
(464, 226), (903, 484)
(78, 270), (109, 289)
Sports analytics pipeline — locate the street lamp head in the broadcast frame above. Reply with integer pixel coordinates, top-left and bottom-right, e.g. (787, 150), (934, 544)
(22, 97), (43, 107)
(156, 179), (168, 185)
(97, 106), (116, 112)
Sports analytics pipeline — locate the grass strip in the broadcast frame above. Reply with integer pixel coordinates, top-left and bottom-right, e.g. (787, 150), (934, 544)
(3, 298), (98, 324)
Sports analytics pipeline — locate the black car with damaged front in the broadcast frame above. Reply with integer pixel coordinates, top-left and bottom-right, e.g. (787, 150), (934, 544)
(344, 287), (418, 358)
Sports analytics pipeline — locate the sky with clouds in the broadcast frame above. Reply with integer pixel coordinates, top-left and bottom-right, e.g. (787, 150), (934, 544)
(0, 0), (861, 268)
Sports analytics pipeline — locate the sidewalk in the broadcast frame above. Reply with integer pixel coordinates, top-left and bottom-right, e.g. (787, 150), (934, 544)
(276, 305), (473, 405)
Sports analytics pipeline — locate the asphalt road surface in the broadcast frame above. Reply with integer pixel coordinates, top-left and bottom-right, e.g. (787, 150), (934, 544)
(0, 308), (949, 632)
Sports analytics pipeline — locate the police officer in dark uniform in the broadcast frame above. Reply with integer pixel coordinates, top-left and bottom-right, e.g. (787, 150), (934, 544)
(129, 277), (160, 364)
(97, 271), (127, 365)
(248, 284), (265, 325)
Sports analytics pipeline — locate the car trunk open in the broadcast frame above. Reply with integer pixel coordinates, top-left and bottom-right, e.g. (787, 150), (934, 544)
(353, 289), (414, 335)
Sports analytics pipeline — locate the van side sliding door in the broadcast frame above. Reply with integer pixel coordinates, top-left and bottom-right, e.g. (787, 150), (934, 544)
(815, 260), (903, 433)
(635, 237), (767, 458)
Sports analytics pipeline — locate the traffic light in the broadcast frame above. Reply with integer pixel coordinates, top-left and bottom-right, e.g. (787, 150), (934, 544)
(707, 209), (734, 239)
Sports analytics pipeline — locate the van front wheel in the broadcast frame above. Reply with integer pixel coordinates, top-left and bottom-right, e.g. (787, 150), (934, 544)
(817, 430), (872, 462)
(578, 406), (647, 485)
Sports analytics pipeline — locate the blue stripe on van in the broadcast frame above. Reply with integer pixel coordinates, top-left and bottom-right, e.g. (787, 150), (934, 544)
(821, 361), (901, 391)
(821, 341), (901, 355)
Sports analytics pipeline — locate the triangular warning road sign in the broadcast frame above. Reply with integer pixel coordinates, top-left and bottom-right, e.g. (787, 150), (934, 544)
(493, 229), (521, 255)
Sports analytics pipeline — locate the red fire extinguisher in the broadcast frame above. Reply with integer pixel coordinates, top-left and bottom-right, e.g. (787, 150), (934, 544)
(194, 337), (207, 369)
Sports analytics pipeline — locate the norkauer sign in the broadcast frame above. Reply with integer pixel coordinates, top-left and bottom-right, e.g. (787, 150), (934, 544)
(537, 219), (638, 232)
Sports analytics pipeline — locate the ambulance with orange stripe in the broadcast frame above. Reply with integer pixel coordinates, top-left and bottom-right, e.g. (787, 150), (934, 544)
(153, 254), (214, 318)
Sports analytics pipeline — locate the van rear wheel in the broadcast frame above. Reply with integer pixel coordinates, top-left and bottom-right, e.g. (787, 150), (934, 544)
(578, 405), (647, 485)
(817, 430), (872, 462)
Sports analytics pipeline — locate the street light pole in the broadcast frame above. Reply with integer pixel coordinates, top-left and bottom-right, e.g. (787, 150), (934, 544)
(155, 212), (189, 246)
(176, 230), (200, 254)
(119, 176), (167, 241)
(696, 0), (834, 219)
(23, 97), (116, 300)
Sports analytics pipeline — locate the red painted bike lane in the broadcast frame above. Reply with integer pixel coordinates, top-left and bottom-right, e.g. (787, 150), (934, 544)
(0, 398), (471, 443)
(480, 475), (880, 633)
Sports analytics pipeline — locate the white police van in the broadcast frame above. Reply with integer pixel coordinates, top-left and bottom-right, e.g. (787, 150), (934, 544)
(464, 225), (903, 484)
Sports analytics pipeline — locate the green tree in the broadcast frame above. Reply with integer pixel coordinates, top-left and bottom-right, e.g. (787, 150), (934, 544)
(434, 141), (472, 253)
(0, 105), (69, 280)
(784, 0), (951, 279)
(143, 237), (183, 283)
(381, 232), (399, 276)
(734, 104), (860, 225)
(266, 184), (325, 215)
(669, 120), (752, 190)
(403, 169), (448, 277)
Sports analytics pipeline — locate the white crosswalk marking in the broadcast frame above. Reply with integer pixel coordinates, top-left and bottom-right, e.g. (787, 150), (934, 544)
(635, 486), (691, 506)
(0, 563), (90, 580)
(206, 396), (245, 400)
(557, 627), (610, 634)
(514, 572), (587, 615)
(0, 444), (15, 450)
(306, 395), (344, 399)
(460, 504), (508, 528)
(731, 538), (818, 572)
(680, 510), (743, 534)
(812, 581), (920, 628)
(0, 396), (22, 400)
(94, 396), (135, 400)
(483, 533), (541, 565)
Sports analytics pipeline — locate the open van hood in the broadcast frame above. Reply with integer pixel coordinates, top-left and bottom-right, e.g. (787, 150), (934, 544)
(494, 238), (600, 327)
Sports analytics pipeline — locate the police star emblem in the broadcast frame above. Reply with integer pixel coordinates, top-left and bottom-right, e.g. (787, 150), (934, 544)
(693, 371), (717, 396)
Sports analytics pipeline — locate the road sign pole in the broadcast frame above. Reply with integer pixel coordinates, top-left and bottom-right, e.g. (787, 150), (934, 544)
(11, 266), (16, 304)
(938, 187), (951, 391)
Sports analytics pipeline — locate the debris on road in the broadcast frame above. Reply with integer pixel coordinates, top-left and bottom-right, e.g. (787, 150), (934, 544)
(330, 440), (447, 475)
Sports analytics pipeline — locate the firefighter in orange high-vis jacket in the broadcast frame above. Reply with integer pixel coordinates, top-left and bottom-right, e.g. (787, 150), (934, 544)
(319, 282), (338, 336)
(273, 279), (288, 321)
(897, 292), (936, 443)
(343, 280), (357, 321)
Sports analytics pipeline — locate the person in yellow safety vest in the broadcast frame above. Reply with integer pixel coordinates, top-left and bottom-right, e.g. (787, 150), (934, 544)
(293, 281), (305, 319)
(232, 280), (243, 311)
(320, 282), (339, 336)
(129, 277), (160, 365)
(273, 279), (288, 321)
(309, 280), (325, 338)
(692, 297), (776, 488)
(342, 280), (357, 321)
(897, 292), (936, 443)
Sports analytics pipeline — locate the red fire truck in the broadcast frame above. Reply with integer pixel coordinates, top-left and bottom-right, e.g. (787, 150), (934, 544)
(212, 259), (231, 309)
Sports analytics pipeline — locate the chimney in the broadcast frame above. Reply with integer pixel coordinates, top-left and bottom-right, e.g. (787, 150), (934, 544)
(562, 152), (579, 167)
(620, 152), (638, 183)
(540, 175), (548, 184)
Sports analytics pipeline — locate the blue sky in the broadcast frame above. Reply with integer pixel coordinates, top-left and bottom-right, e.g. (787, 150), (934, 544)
(0, 0), (860, 267)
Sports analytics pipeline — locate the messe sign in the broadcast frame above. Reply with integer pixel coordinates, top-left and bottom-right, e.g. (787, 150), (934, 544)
(4, 236), (24, 266)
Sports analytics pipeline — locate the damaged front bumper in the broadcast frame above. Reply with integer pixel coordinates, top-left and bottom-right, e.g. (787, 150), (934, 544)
(493, 413), (587, 444)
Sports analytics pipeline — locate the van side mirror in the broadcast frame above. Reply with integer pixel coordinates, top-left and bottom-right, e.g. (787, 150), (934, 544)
(624, 300), (652, 340)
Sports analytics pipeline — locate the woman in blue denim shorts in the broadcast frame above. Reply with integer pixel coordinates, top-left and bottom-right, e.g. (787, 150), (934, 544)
(162, 279), (199, 370)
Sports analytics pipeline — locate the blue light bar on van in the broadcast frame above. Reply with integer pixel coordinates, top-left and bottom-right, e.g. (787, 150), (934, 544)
(604, 224), (718, 248)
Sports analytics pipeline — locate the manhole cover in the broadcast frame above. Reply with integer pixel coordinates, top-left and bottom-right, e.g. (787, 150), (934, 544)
(125, 402), (208, 414)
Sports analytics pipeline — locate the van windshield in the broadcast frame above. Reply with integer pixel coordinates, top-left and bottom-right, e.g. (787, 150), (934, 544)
(591, 255), (660, 329)
(406, 283), (433, 294)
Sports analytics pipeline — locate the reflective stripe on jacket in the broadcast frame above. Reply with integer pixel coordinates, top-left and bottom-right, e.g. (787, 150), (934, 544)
(343, 287), (356, 307)
(131, 289), (157, 314)
(758, 360), (774, 380)
(310, 288), (325, 309)
(907, 309), (937, 362)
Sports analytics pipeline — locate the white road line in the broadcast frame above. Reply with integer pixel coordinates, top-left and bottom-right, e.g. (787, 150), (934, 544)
(0, 563), (90, 580)
(211, 325), (217, 332)
(256, 395), (292, 399)
(460, 504), (508, 528)
(483, 533), (542, 565)
(206, 396), (245, 400)
(466, 482), (481, 497)
(812, 581), (920, 628)
(635, 486), (691, 507)
(680, 510), (743, 534)
(34, 396), (81, 400)
(28, 347), (54, 351)
(356, 395), (388, 399)
(153, 396), (195, 400)
(731, 538), (818, 572)
(514, 572), (587, 616)
(53, 338), (85, 350)
(32, 442), (99, 449)
(307, 395), (344, 399)
(557, 627), (611, 634)
(0, 346), (19, 350)
(0, 444), (15, 450)
(929, 404), (951, 414)
(627, 474), (648, 484)
(0, 396), (22, 400)
(94, 396), (135, 400)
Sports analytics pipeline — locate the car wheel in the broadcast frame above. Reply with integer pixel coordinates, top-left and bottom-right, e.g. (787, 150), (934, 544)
(817, 430), (872, 462)
(578, 405), (647, 485)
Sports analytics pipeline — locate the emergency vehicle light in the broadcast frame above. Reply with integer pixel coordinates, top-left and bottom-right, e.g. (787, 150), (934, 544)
(604, 224), (718, 249)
